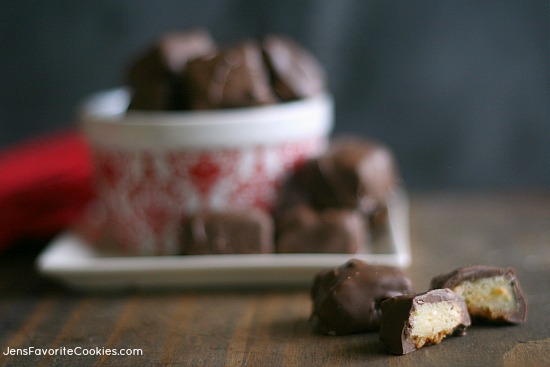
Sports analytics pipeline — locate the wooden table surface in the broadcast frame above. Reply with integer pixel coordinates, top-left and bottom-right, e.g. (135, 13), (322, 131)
(1, 191), (549, 367)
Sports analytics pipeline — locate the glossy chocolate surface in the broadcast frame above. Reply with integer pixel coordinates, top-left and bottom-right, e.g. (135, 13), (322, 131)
(310, 259), (412, 335)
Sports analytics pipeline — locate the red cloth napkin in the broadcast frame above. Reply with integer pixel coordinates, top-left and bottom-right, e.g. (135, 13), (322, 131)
(0, 130), (95, 252)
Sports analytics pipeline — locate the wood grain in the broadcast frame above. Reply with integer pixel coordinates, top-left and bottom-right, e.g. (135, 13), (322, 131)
(1, 192), (549, 366)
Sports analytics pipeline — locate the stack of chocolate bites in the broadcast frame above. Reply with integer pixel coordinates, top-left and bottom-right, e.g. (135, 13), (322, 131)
(127, 29), (326, 111)
(311, 260), (528, 355)
(126, 29), (401, 255)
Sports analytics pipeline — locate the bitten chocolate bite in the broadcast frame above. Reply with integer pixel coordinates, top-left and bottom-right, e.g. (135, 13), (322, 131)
(180, 210), (274, 255)
(310, 259), (412, 335)
(276, 205), (367, 253)
(429, 265), (528, 324)
(379, 289), (471, 355)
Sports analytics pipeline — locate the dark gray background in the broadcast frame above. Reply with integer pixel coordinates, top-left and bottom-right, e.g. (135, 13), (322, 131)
(1, 1), (548, 190)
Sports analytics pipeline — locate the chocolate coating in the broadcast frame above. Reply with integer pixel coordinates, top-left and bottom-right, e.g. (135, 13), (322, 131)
(429, 265), (528, 324)
(125, 32), (328, 111)
(310, 259), (412, 335)
(126, 29), (216, 110)
(180, 209), (274, 255)
(185, 41), (277, 109)
(278, 137), (400, 217)
(314, 137), (400, 213)
(379, 289), (471, 355)
(276, 205), (368, 253)
(262, 34), (326, 100)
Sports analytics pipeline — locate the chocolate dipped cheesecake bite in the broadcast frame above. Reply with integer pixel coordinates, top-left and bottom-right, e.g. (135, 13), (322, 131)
(429, 265), (528, 324)
(277, 137), (400, 215)
(310, 259), (412, 335)
(185, 41), (277, 109)
(180, 209), (274, 255)
(126, 29), (216, 110)
(311, 137), (400, 214)
(276, 205), (367, 253)
(262, 34), (327, 101)
(379, 289), (471, 355)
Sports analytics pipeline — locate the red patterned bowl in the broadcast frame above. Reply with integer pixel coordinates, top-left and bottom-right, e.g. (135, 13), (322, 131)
(80, 88), (333, 255)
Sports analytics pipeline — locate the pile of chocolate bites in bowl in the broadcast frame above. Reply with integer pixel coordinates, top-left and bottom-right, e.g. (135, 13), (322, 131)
(95, 28), (402, 256)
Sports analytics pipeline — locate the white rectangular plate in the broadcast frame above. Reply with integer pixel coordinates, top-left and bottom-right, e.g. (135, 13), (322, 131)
(36, 190), (411, 290)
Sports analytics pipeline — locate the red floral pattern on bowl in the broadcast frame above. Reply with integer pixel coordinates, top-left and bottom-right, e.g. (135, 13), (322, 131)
(82, 88), (333, 255)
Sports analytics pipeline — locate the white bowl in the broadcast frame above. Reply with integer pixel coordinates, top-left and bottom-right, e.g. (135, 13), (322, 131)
(80, 88), (334, 255)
